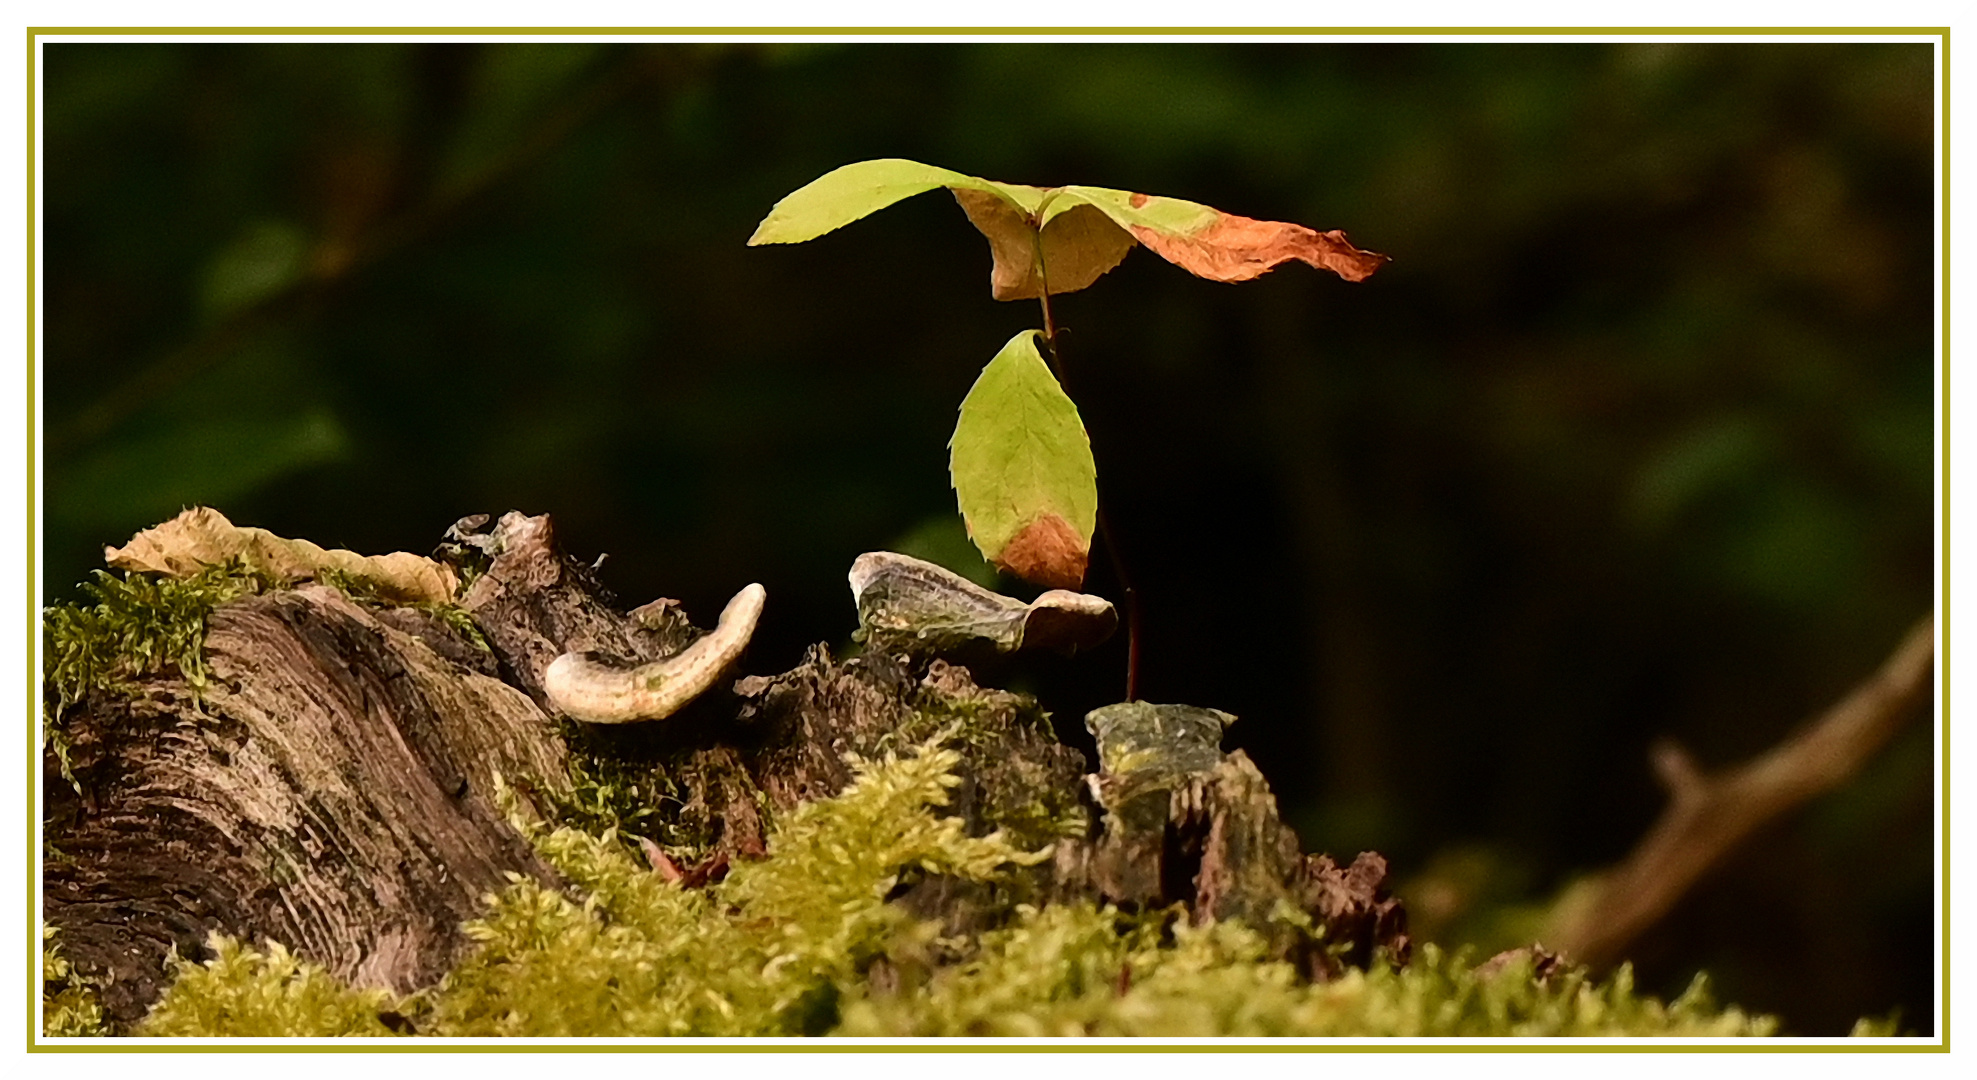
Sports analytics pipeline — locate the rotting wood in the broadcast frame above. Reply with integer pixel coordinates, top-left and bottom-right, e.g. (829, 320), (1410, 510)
(44, 510), (1407, 1031)
(43, 586), (570, 1028)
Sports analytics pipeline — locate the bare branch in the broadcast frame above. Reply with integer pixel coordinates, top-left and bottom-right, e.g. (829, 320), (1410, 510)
(1545, 614), (1935, 970)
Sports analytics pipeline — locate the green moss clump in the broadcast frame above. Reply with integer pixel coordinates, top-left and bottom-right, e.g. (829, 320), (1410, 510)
(43, 563), (269, 713)
(550, 741), (701, 856)
(889, 693), (1092, 851)
(42, 564), (271, 785)
(840, 912), (1777, 1037)
(133, 730), (1795, 1039)
(431, 731), (1048, 1036)
(138, 936), (404, 1037)
(42, 927), (108, 1038)
(1848, 1013), (1904, 1037)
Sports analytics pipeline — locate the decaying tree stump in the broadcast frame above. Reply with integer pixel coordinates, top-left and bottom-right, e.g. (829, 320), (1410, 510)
(43, 511), (1407, 1032)
(43, 583), (569, 1027)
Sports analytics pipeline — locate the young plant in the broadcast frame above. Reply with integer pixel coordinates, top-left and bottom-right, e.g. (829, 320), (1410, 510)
(751, 159), (1386, 696)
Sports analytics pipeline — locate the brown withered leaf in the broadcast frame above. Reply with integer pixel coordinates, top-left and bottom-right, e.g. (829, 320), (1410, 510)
(105, 506), (459, 604)
(1128, 213), (1388, 284)
(991, 512), (1089, 591)
(953, 190), (1138, 301)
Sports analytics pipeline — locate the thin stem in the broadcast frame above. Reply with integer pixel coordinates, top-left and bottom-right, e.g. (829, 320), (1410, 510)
(1037, 280), (1062, 371)
(1034, 232), (1141, 702)
(1094, 505), (1142, 703)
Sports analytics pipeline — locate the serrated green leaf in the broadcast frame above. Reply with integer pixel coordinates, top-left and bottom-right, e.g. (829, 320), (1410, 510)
(749, 158), (1386, 298)
(1043, 186), (1220, 235)
(949, 331), (1097, 590)
(747, 158), (1039, 246)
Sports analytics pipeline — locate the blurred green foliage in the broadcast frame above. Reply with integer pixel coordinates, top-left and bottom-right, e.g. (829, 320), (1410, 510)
(39, 41), (1935, 1035)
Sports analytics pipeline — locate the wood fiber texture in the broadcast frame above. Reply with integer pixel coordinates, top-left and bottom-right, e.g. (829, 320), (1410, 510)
(44, 511), (1405, 1031)
(44, 586), (568, 1027)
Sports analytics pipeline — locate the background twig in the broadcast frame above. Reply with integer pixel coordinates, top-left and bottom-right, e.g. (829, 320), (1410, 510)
(1545, 614), (1936, 969)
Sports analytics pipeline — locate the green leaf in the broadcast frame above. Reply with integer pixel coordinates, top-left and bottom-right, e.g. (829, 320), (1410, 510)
(747, 158), (1039, 246)
(751, 158), (1386, 299)
(948, 331), (1097, 590)
(1043, 186), (1220, 235)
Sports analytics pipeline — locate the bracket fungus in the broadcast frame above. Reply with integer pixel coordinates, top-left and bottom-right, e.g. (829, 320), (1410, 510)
(849, 551), (1116, 657)
(542, 582), (766, 724)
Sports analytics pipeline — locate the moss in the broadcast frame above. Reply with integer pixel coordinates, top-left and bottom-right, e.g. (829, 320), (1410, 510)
(138, 935), (405, 1037)
(132, 729), (1813, 1039)
(892, 692), (1092, 851)
(1848, 1013), (1904, 1037)
(42, 926), (108, 1038)
(430, 729), (1046, 1036)
(42, 563), (271, 786)
(840, 913), (1777, 1037)
(316, 566), (491, 653)
(550, 734), (707, 859)
(43, 563), (269, 712)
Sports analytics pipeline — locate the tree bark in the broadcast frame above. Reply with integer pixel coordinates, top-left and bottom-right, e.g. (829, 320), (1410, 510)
(44, 511), (1407, 1032)
(43, 585), (569, 1028)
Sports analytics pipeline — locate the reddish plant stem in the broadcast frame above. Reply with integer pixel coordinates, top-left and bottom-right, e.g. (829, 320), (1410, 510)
(1034, 244), (1142, 703)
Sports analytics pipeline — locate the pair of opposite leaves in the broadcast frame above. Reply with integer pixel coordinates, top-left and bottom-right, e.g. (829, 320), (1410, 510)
(750, 158), (1386, 590)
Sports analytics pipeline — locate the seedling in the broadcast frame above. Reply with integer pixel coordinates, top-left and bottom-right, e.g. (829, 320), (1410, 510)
(751, 158), (1386, 697)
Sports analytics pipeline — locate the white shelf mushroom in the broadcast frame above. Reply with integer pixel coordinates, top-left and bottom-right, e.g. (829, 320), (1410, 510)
(543, 583), (766, 724)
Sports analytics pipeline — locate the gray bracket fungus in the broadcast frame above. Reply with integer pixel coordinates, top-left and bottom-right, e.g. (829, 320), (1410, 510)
(848, 551), (1116, 658)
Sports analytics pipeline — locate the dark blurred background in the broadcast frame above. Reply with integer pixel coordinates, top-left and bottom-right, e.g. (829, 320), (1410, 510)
(39, 41), (1937, 1034)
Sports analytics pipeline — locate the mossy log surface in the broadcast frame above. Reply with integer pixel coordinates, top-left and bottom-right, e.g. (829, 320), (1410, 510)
(43, 584), (568, 1028)
(44, 511), (1406, 1032)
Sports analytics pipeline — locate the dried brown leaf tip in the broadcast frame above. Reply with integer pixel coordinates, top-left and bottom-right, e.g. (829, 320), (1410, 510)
(992, 512), (1090, 591)
(1130, 212), (1388, 285)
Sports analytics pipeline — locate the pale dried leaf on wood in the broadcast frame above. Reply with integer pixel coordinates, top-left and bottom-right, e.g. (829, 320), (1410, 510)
(105, 506), (458, 604)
